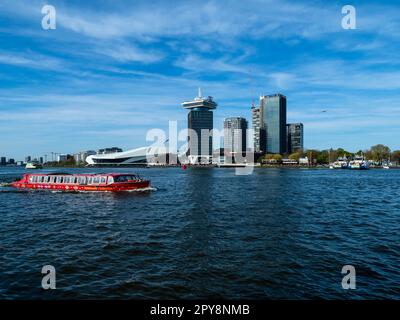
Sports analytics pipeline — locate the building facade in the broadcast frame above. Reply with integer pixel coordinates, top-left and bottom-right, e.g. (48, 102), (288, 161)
(260, 94), (287, 154)
(182, 89), (217, 164)
(287, 123), (304, 153)
(74, 150), (97, 164)
(252, 106), (266, 153)
(224, 117), (248, 154)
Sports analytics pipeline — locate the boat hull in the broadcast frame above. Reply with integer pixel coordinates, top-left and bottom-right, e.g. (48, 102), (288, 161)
(11, 180), (150, 192)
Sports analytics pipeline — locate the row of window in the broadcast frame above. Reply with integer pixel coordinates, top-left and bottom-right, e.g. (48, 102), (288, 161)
(28, 175), (111, 185)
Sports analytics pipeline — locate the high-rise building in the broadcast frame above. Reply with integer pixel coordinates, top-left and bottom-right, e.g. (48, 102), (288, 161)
(25, 156), (31, 163)
(0, 157), (6, 165)
(224, 117), (248, 155)
(182, 89), (217, 164)
(260, 94), (287, 154)
(287, 123), (304, 153)
(252, 106), (266, 153)
(39, 157), (44, 164)
(8, 158), (15, 165)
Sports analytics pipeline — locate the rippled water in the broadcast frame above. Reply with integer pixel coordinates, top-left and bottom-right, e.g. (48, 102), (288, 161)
(1, 167), (400, 299)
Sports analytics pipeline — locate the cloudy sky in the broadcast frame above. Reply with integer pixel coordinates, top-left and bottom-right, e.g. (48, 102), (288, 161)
(0, 0), (399, 160)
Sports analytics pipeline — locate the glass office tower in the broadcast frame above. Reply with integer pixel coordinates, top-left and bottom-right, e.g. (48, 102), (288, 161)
(260, 94), (287, 154)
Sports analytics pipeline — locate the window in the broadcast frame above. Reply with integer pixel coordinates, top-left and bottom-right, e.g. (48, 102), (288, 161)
(88, 177), (93, 184)
(32, 176), (37, 183)
(29, 176), (34, 183)
(78, 177), (87, 184)
(107, 176), (114, 184)
(93, 177), (100, 184)
(56, 176), (62, 183)
(65, 177), (70, 184)
(73, 177), (78, 184)
(44, 176), (50, 183)
(100, 176), (106, 184)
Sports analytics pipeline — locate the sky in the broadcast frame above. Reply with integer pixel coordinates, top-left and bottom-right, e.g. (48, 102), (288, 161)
(0, 0), (400, 160)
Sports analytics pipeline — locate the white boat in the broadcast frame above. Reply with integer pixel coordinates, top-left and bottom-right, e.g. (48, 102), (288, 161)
(25, 161), (43, 169)
(349, 156), (369, 170)
(330, 157), (349, 169)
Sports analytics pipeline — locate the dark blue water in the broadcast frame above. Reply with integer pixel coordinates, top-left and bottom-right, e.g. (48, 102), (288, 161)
(1, 167), (400, 299)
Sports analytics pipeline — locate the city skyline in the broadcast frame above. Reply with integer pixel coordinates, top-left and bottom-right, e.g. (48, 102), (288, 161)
(1, 0), (400, 159)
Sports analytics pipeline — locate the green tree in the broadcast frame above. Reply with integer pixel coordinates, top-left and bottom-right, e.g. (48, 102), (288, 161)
(370, 144), (391, 163)
(289, 152), (301, 161)
(316, 150), (329, 164)
(391, 150), (400, 164)
(264, 154), (282, 163)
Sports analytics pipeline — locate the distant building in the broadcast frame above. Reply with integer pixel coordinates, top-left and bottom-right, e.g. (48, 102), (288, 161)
(260, 94), (287, 154)
(74, 150), (96, 164)
(0, 157), (6, 165)
(25, 156), (31, 163)
(287, 123), (304, 153)
(39, 157), (44, 164)
(8, 158), (15, 165)
(252, 106), (266, 153)
(182, 89), (217, 164)
(57, 154), (69, 162)
(224, 117), (248, 159)
(97, 147), (123, 155)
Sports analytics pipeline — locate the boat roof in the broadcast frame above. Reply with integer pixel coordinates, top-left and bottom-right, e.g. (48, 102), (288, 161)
(25, 173), (139, 177)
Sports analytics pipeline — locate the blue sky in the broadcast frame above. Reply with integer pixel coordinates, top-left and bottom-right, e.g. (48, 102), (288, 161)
(0, 0), (400, 160)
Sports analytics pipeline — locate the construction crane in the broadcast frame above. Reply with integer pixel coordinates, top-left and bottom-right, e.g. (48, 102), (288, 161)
(45, 152), (60, 162)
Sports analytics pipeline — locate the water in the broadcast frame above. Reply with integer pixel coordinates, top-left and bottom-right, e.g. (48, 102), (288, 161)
(1, 166), (400, 299)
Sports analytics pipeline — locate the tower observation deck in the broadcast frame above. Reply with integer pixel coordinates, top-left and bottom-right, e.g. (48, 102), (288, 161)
(181, 89), (217, 164)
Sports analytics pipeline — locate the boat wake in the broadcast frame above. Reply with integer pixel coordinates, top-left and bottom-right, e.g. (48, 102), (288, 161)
(49, 186), (158, 193)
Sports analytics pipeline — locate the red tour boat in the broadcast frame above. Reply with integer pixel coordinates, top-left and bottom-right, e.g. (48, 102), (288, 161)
(11, 173), (150, 192)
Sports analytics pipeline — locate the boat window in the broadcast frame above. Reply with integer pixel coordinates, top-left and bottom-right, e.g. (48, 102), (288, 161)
(56, 176), (62, 183)
(73, 177), (78, 184)
(37, 176), (43, 183)
(100, 176), (106, 184)
(65, 176), (70, 184)
(78, 177), (86, 184)
(32, 176), (37, 183)
(88, 177), (93, 184)
(29, 176), (34, 183)
(93, 177), (100, 184)
(114, 175), (138, 182)
(44, 176), (49, 183)
(107, 176), (114, 184)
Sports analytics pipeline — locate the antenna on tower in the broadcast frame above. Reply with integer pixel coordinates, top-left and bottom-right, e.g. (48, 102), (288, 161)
(249, 69), (255, 109)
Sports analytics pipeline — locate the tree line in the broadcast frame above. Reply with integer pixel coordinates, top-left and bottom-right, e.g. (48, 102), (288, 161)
(262, 144), (400, 165)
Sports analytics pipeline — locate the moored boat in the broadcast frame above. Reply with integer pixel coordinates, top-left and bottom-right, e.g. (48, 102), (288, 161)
(25, 161), (43, 169)
(330, 157), (349, 169)
(349, 156), (369, 170)
(11, 173), (150, 192)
